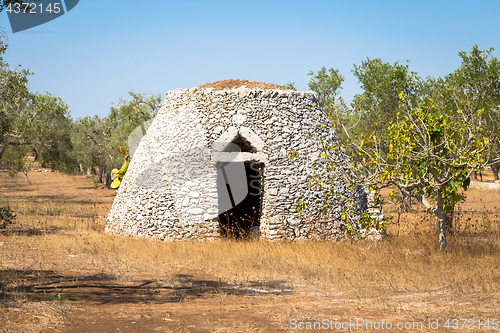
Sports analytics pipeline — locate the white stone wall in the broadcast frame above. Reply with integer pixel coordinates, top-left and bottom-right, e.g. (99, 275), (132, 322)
(105, 86), (366, 241)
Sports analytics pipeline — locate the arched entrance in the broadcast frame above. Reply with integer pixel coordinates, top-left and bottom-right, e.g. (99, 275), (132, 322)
(218, 160), (263, 238)
(213, 129), (266, 239)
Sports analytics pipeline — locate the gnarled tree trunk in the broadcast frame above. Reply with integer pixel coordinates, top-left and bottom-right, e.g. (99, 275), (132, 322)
(491, 162), (500, 181)
(97, 167), (104, 183)
(436, 188), (447, 252)
(422, 187), (448, 252)
(471, 170), (484, 182)
(0, 143), (6, 162)
(103, 170), (112, 188)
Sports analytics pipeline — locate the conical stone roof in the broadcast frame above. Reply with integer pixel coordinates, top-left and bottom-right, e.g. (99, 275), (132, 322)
(105, 81), (366, 241)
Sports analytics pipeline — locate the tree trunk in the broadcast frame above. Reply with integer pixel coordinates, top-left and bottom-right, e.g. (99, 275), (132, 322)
(471, 170), (478, 181)
(103, 170), (112, 188)
(0, 143), (6, 162)
(436, 189), (447, 252)
(492, 162), (500, 181)
(97, 167), (104, 183)
(78, 163), (84, 175)
(32, 149), (38, 162)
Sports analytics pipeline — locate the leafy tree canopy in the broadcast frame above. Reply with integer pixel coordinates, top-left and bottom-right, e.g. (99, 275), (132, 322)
(304, 46), (500, 251)
(351, 58), (423, 138)
(71, 91), (161, 187)
(308, 67), (344, 112)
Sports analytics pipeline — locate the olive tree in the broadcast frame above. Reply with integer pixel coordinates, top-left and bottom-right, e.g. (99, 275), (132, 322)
(312, 46), (500, 251)
(432, 45), (500, 180)
(0, 46), (74, 179)
(0, 45), (31, 161)
(308, 67), (345, 114)
(71, 91), (160, 187)
(0, 91), (74, 180)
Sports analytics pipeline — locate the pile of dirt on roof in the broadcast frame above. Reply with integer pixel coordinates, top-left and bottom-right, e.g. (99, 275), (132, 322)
(198, 79), (292, 91)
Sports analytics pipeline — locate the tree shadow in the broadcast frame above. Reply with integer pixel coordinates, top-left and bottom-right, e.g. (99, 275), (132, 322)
(0, 226), (63, 236)
(0, 270), (292, 306)
(172, 273), (290, 298)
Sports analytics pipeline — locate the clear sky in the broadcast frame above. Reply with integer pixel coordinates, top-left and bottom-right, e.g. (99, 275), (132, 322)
(1, 0), (499, 120)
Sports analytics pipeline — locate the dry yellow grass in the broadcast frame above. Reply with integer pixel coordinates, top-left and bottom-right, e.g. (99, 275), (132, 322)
(1, 171), (500, 332)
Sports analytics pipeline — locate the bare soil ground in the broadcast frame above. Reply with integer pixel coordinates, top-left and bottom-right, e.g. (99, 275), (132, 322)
(1, 171), (500, 332)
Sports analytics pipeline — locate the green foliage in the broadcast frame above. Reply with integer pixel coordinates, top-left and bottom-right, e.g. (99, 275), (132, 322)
(311, 46), (499, 250)
(71, 90), (160, 187)
(308, 67), (344, 112)
(0, 91), (75, 175)
(0, 45), (75, 176)
(70, 115), (107, 174)
(292, 136), (386, 237)
(431, 45), (500, 177)
(105, 90), (160, 159)
(355, 89), (498, 250)
(1, 148), (32, 182)
(381, 96), (481, 210)
(0, 39), (161, 184)
(350, 58), (422, 142)
(283, 82), (297, 90)
(453, 45), (500, 107)
(0, 205), (16, 229)
(0, 48), (31, 145)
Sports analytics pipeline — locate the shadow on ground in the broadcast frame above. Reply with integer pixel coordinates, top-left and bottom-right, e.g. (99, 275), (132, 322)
(0, 227), (64, 236)
(0, 269), (291, 306)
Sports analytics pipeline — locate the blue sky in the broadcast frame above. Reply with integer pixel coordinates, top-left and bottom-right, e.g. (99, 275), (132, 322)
(1, 0), (499, 120)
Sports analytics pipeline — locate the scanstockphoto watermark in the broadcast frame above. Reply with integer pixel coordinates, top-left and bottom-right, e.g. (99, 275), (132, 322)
(290, 318), (500, 330)
(6, 0), (79, 33)
(291, 318), (424, 331)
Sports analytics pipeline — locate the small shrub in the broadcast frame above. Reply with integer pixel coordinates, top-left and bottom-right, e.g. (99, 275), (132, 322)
(0, 205), (16, 229)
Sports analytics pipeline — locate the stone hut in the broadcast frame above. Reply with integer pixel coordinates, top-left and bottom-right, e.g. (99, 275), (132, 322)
(105, 80), (366, 241)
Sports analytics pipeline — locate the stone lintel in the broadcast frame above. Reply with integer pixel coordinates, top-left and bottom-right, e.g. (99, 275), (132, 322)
(212, 152), (268, 163)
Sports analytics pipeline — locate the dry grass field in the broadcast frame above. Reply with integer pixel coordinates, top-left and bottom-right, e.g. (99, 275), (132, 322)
(1, 171), (499, 332)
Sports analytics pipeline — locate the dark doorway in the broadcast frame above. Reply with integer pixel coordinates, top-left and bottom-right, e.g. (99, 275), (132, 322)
(218, 161), (263, 239)
(231, 135), (256, 153)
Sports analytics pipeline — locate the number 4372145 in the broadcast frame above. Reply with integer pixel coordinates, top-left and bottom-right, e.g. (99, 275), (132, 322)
(444, 319), (498, 330)
(6, 2), (61, 14)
